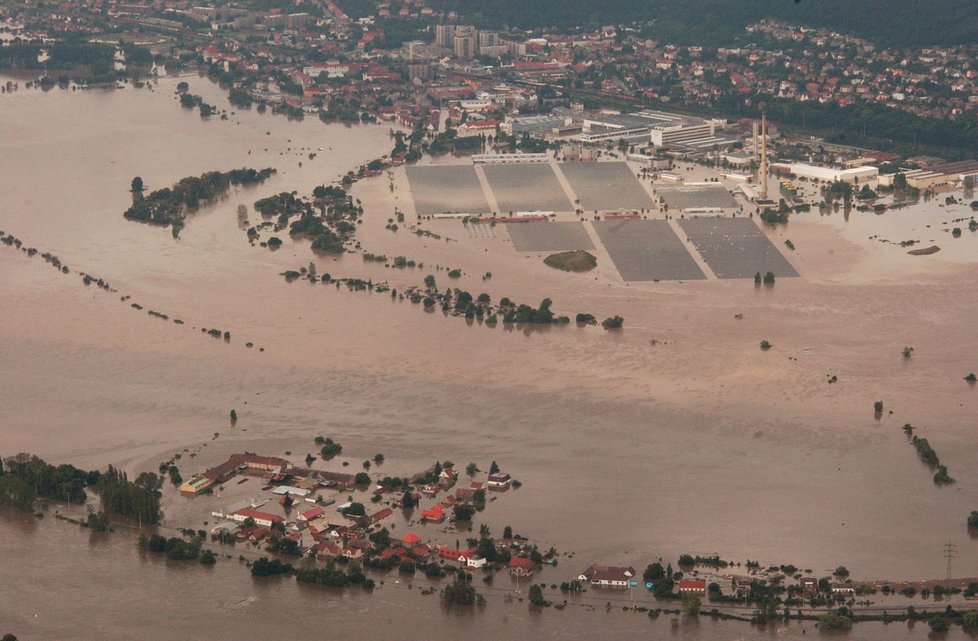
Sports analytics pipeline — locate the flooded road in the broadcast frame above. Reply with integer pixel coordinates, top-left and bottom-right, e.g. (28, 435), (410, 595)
(2, 73), (978, 639)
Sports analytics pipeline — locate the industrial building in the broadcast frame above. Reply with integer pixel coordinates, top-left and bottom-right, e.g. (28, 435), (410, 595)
(770, 163), (879, 183)
(883, 159), (978, 190)
(576, 110), (735, 150)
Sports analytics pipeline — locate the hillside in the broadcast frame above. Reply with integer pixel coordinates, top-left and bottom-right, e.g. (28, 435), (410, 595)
(425, 0), (978, 47)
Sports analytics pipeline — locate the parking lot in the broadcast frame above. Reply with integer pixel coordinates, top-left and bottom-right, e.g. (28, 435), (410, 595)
(593, 219), (706, 281)
(506, 221), (595, 252)
(678, 217), (798, 279)
(482, 164), (573, 213)
(559, 162), (655, 212)
(406, 166), (490, 217)
(656, 183), (738, 211)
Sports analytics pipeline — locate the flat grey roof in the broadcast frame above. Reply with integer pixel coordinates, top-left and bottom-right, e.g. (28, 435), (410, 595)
(406, 165), (490, 217)
(677, 217), (798, 279)
(657, 183), (738, 211)
(482, 164), (574, 213)
(559, 162), (655, 212)
(507, 221), (595, 252)
(592, 219), (705, 281)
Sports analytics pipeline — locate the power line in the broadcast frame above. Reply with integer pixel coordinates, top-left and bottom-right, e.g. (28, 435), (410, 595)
(944, 542), (957, 589)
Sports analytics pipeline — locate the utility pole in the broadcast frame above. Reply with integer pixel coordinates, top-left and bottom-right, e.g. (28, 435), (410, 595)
(944, 543), (957, 589)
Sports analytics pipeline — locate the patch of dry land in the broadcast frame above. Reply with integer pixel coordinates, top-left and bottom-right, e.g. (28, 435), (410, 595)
(544, 250), (597, 272)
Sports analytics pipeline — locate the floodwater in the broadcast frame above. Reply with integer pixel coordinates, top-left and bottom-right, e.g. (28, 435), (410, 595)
(2, 508), (972, 641)
(2, 73), (978, 639)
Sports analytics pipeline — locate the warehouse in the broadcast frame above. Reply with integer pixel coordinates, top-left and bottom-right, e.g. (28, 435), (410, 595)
(771, 163), (878, 183)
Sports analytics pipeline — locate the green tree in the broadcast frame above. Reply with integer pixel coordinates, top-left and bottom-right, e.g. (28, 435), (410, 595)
(644, 562), (665, 582)
(401, 490), (416, 509)
(453, 504), (475, 521)
(682, 594), (701, 615)
(962, 610), (978, 630)
(131, 176), (143, 192)
(320, 438), (342, 458)
(529, 583), (548, 606)
(87, 511), (110, 531)
(929, 616), (949, 633)
(442, 573), (476, 606)
(818, 613), (853, 630)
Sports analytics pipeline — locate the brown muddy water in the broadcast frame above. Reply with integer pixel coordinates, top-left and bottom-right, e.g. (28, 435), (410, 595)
(0, 508), (952, 641)
(2, 73), (978, 639)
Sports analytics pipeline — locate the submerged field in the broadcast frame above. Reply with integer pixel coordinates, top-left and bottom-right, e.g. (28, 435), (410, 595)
(3, 73), (978, 640)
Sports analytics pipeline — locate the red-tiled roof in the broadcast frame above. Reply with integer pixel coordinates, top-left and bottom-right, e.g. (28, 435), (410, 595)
(679, 579), (707, 589)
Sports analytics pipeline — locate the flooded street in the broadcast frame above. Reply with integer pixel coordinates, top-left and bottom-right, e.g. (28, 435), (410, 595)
(2, 74), (978, 639)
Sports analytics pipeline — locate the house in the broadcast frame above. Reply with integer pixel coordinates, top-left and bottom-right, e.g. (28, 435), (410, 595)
(298, 506), (325, 522)
(402, 532), (422, 546)
(314, 541), (343, 558)
(438, 467), (458, 488)
(578, 564), (636, 588)
(799, 576), (819, 596)
(230, 508), (284, 527)
(437, 546), (477, 563)
(179, 476), (213, 494)
(509, 556), (535, 577)
(678, 579), (707, 596)
(456, 119), (502, 138)
(343, 539), (370, 560)
(421, 504), (445, 523)
(831, 584), (855, 595)
(733, 578), (753, 596)
(466, 556), (487, 569)
(487, 472), (511, 489)
(368, 507), (393, 524)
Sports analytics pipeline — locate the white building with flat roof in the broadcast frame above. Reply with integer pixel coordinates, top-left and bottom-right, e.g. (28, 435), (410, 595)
(772, 163), (878, 183)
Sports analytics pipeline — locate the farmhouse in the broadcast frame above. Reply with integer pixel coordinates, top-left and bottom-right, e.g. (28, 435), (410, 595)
(578, 564), (636, 588)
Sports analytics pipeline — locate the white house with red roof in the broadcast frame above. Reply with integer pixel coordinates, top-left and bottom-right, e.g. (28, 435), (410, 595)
(456, 119), (502, 138)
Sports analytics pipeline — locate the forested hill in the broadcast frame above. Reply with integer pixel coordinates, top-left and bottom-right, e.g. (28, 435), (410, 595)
(424, 0), (978, 47)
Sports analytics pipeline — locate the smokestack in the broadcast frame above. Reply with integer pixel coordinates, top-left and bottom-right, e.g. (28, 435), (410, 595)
(760, 113), (768, 200)
(752, 120), (759, 163)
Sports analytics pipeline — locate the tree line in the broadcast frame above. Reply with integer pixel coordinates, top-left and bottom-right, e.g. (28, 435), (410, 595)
(125, 168), (276, 233)
(0, 454), (160, 523)
(428, 0), (978, 47)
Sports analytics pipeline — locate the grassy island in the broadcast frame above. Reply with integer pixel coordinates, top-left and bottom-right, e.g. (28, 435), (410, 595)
(544, 250), (597, 272)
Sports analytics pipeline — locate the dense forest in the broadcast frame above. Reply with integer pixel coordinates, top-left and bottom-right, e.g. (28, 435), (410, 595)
(715, 94), (978, 156)
(426, 0), (978, 47)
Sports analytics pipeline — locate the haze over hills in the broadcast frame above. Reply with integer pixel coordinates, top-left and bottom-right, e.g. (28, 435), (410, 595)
(398, 0), (977, 47)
